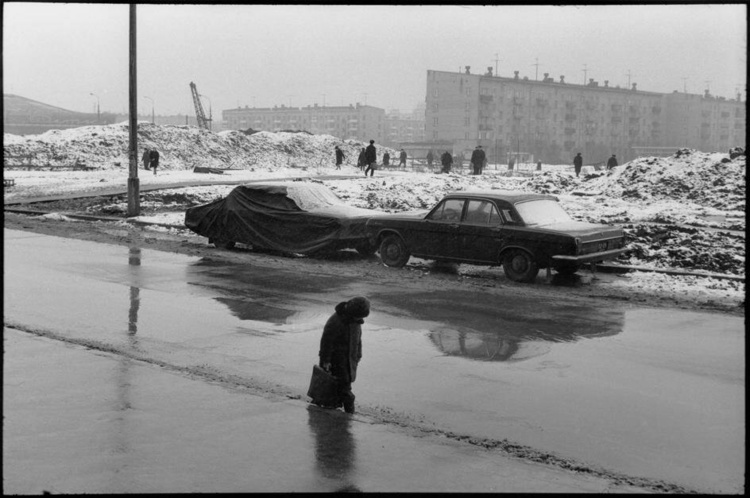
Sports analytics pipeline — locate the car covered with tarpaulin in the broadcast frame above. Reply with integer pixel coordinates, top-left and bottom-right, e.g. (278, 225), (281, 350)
(184, 182), (380, 255)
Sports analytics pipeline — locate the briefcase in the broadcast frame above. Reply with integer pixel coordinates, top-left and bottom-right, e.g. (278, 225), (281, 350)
(307, 364), (340, 407)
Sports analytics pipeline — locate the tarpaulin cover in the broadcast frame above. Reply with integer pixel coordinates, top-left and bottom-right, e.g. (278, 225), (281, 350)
(184, 182), (378, 254)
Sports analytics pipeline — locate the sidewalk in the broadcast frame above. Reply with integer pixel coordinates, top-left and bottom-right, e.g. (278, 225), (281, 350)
(3, 328), (648, 494)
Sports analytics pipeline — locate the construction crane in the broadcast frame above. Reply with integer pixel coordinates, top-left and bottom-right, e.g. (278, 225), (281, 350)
(189, 81), (212, 130)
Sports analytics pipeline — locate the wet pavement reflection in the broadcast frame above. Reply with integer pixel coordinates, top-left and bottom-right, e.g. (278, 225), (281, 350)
(306, 406), (360, 491)
(376, 289), (624, 362)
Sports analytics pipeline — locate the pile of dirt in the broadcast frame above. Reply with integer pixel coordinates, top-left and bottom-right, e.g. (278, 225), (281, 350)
(623, 224), (745, 275)
(3, 122), (396, 172)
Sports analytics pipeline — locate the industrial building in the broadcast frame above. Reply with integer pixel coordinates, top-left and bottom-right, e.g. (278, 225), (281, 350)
(3, 94), (117, 135)
(425, 68), (746, 164)
(223, 103), (387, 144)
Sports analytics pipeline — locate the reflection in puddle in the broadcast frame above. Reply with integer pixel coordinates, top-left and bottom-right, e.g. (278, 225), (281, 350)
(377, 289), (625, 362)
(307, 406), (358, 488)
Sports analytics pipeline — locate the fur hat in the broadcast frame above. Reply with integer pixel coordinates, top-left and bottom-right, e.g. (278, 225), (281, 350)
(345, 297), (370, 318)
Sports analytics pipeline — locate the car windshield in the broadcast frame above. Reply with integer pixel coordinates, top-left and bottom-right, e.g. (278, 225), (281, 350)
(514, 199), (573, 226)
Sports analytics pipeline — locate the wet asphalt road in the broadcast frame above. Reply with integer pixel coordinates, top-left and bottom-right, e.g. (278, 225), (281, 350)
(3, 229), (745, 493)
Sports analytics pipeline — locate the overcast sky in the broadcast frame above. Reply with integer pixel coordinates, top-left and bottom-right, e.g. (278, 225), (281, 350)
(3, 3), (747, 118)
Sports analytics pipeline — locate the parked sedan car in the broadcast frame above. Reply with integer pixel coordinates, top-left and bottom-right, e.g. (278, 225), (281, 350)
(184, 182), (380, 255)
(365, 189), (627, 283)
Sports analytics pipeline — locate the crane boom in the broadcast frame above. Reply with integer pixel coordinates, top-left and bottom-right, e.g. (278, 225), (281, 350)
(189, 81), (211, 130)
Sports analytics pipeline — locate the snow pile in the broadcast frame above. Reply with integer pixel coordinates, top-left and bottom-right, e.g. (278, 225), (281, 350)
(4, 122), (396, 172)
(567, 149), (746, 212)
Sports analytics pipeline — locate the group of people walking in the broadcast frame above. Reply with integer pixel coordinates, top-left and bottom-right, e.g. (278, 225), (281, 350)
(336, 142), (619, 179)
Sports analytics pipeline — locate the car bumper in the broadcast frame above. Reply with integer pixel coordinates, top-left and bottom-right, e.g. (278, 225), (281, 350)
(551, 248), (627, 264)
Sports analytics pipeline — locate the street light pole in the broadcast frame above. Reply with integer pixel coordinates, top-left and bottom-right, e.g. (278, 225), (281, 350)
(89, 92), (100, 123)
(127, 4), (139, 217)
(143, 96), (154, 124)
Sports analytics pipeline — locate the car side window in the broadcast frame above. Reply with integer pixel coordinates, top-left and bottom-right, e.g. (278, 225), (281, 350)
(501, 209), (517, 224)
(464, 200), (501, 225)
(428, 199), (465, 222)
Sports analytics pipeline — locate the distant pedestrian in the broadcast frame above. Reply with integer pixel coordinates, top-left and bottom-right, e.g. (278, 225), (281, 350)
(383, 151), (390, 167)
(335, 146), (346, 170)
(357, 148), (366, 170)
(142, 148), (151, 170)
(317, 296), (371, 414)
(440, 150), (453, 173)
(508, 157), (515, 171)
(536, 160), (542, 171)
(399, 149), (407, 168)
(470, 145), (485, 175)
(573, 152), (583, 177)
(364, 140), (377, 177)
(607, 154), (618, 170)
(149, 149), (160, 175)
(426, 150), (434, 168)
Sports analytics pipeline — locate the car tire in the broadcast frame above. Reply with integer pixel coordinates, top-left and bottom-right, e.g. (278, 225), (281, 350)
(213, 239), (235, 250)
(379, 235), (411, 268)
(503, 249), (539, 283)
(554, 263), (581, 276)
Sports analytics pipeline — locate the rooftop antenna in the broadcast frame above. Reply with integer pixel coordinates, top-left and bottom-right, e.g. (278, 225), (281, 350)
(494, 53), (501, 77)
(626, 69), (632, 89)
(681, 77), (688, 93)
(532, 57), (541, 81)
(704, 80), (711, 93)
(582, 64), (588, 85)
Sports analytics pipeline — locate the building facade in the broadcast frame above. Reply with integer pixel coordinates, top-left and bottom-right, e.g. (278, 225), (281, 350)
(384, 109), (425, 148)
(425, 69), (746, 164)
(223, 103), (387, 144)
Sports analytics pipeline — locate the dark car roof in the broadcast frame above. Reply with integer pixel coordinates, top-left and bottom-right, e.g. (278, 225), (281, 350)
(444, 189), (558, 204)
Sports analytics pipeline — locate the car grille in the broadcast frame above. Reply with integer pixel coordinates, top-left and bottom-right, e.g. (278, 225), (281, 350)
(580, 238), (623, 255)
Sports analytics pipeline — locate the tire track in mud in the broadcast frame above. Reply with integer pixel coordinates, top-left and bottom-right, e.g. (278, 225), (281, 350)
(7, 321), (700, 494)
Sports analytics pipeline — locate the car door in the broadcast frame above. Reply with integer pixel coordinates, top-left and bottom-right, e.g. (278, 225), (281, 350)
(406, 198), (466, 258)
(458, 199), (506, 262)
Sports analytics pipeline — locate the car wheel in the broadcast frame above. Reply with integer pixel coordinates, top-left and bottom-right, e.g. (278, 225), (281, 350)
(502, 249), (539, 283)
(213, 239), (235, 249)
(379, 235), (411, 268)
(555, 263), (581, 276)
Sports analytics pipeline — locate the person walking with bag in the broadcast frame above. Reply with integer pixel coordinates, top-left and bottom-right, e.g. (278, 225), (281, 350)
(335, 145), (346, 170)
(364, 140), (377, 177)
(317, 297), (370, 414)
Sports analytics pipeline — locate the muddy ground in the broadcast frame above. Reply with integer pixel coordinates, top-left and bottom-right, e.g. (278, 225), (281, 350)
(4, 194), (744, 318)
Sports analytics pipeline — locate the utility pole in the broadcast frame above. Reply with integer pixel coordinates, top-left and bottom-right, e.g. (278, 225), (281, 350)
(582, 64), (588, 85)
(144, 95), (154, 124)
(681, 77), (688, 93)
(626, 69), (632, 88)
(90, 92), (100, 123)
(127, 4), (139, 217)
(494, 53), (500, 77)
(532, 57), (540, 81)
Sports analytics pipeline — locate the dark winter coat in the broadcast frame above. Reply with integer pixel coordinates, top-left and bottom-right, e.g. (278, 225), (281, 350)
(607, 156), (618, 168)
(470, 148), (485, 165)
(441, 152), (453, 167)
(319, 302), (363, 383)
(142, 150), (151, 165)
(573, 154), (583, 168)
(149, 149), (160, 167)
(357, 149), (366, 166)
(399, 151), (407, 162)
(365, 144), (377, 165)
(383, 152), (390, 166)
(426, 151), (434, 164)
(335, 148), (345, 165)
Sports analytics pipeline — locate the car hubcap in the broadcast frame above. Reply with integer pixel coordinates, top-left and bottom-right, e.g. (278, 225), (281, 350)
(511, 255), (528, 273)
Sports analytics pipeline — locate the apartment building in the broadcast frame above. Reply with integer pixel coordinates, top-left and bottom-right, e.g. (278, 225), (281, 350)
(425, 69), (745, 164)
(223, 103), (386, 144)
